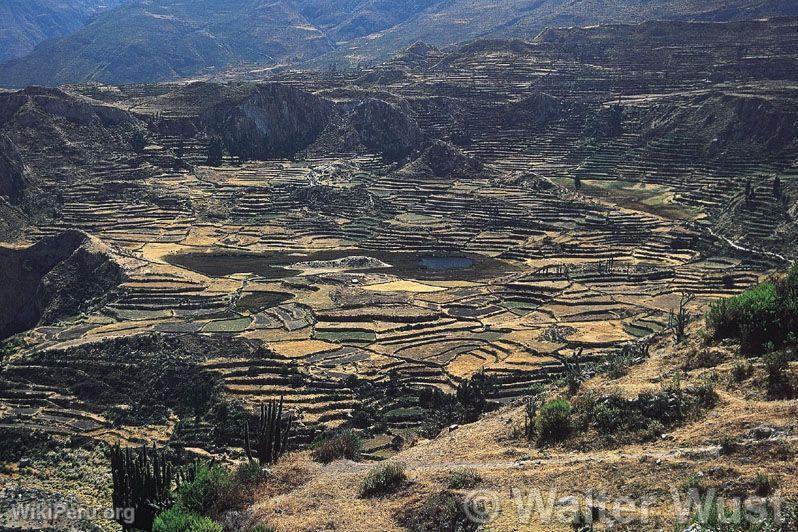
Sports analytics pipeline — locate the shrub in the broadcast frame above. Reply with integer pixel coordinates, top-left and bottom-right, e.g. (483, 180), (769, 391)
(404, 491), (480, 532)
(311, 430), (362, 464)
(534, 399), (572, 445)
(689, 375), (718, 409)
(233, 460), (268, 485)
(684, 347), (725, 370)
(718, 436), (737, 456)
(175, 464), (231, 515)
(153, 507), (222, 532)
(605, 350), (633, 379)
(706, 265), (798, 354)
(764, 351), (793, 399)
(446, 468), (482, 490)
(359, 462), (407, 498)
(753, 473), (775, 496)
(731, 358), (753, 382)
(571, 375), (715, 445)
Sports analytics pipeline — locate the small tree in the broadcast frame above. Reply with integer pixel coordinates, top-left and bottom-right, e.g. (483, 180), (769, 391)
(207, 137), (224, 167)
(552, 348), (585, 396)
(573, 176), (582, 191)
(773, 176), (782, 199)
(744, 178), (754, 205)
(456, 371), (494, 421)
(131, 130), (147, 154)
(669, 292), (695, 343)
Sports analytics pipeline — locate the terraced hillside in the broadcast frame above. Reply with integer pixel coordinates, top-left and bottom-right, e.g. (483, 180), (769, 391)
(0, 18), (795, 480)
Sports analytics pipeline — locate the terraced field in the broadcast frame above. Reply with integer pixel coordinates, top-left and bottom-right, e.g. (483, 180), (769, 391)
(0, 18), (795, 460)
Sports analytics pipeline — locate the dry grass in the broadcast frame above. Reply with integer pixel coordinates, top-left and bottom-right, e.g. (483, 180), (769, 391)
(245, 325), (797, 531)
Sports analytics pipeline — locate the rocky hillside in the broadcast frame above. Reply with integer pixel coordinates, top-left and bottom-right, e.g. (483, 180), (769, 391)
(158, 81), (423, 160)
(0, 230), (131, 339)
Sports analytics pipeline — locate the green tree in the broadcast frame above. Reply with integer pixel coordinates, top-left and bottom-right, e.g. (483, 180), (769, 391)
(207, 138), (224, 166)
(131, 130), (147, 154)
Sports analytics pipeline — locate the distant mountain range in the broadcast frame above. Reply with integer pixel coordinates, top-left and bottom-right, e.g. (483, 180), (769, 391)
(1, 0), (796, 87)
(0, 0), (127, 62)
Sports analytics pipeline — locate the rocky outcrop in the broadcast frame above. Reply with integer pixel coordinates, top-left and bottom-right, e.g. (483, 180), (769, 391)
(347, 98), (421, 161)
(0, 134), (25, 203)
(397, 140), (483, 179)
(289, 184), (388, 215)
(502, 171), (557, 191)
(202, 83), (334, 160)
(0, 87), (133, 128)
(640, 92), (798, 159)
(0, 230), (130, 339)
(504, 92), (564, 128)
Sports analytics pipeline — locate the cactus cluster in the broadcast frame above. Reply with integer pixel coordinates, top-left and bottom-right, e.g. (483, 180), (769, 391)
(110, 444), (174, 530)
(244, 396), (293, 465)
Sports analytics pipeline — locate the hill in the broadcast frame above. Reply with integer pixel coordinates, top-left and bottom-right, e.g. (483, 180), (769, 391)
(2, 0), (798, 86)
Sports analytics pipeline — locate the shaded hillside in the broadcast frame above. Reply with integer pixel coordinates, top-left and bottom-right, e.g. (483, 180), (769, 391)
(0, 134), (25, 203)
(396, 140), (484, 180)
(155, 81), (423, 160)
(0, 87), (143, 232)
(202, 83), (335, 160)
(0, 230), (129, 339)
(295, 0), (445, 42)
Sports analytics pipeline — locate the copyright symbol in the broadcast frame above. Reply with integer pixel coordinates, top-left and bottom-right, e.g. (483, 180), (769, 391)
(463, 489), (501, 524)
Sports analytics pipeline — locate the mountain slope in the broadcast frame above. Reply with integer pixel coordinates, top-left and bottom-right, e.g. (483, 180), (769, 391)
(0, 0), (126, 62)
(335, 0), (798, 62)
(1, 0), (798, 87)
(0, 0), (333, 86)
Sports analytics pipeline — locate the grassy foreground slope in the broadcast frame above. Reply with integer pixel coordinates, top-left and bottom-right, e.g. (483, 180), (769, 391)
(246, 270), (798, 531)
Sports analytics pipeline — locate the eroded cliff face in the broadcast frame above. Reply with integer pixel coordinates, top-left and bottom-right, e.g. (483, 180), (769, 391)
(641, 92), (798, 159)
(200, 83), (423, 162)
(0, 230), (128, 339)
(203, 83), (334, 160)
(0, 134), (25, 203)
